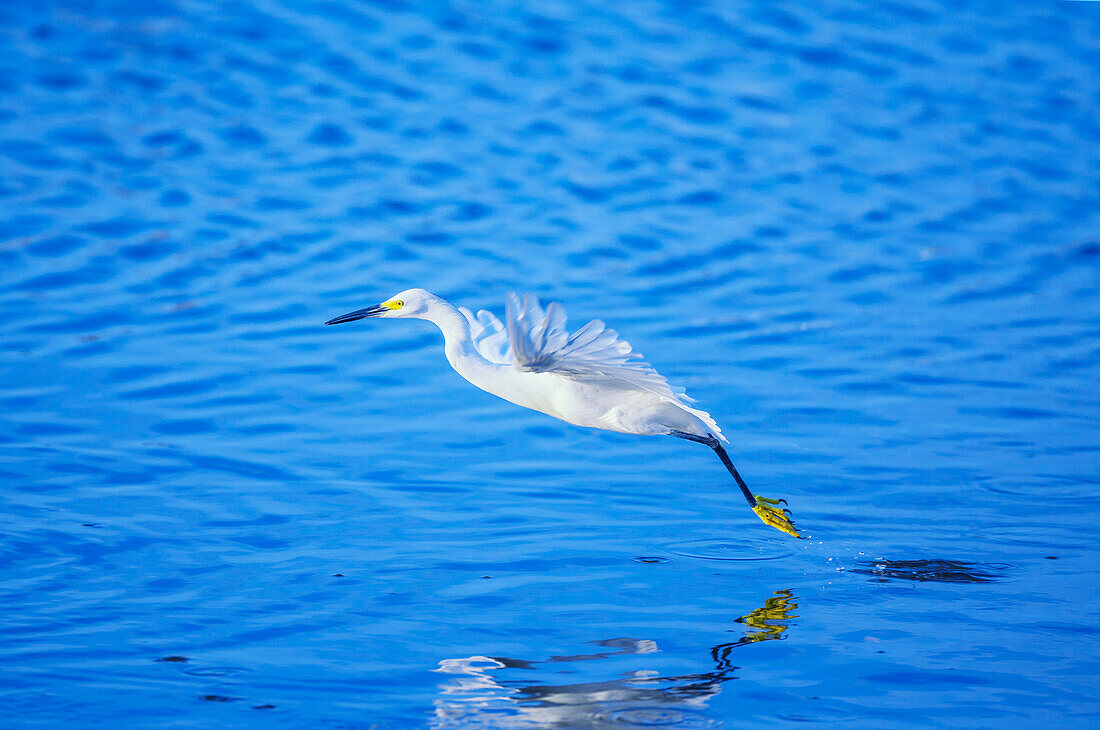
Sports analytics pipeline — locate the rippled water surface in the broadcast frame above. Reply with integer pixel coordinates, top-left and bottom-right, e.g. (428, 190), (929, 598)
(3, 0), (1100, 727)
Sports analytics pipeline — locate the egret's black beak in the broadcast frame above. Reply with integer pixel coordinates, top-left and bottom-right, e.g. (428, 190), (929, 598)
(324, 304), (387, 325)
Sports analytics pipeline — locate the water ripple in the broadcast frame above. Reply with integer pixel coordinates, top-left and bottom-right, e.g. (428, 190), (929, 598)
(594, 707), (719, 728)
(659, 537), (795, 563)
(851, 559), (1010, 584)
(2, 0), (1099, 727)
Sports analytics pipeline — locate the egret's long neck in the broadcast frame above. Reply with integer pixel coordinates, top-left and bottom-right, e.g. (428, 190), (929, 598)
(422, 299), (496, 379)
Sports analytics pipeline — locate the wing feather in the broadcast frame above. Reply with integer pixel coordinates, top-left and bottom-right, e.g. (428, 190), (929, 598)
(459, 306), (511, 364)
(502, 292), (724, 439)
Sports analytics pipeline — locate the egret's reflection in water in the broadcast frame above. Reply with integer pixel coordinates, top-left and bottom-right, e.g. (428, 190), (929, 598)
(432, 590), (797, 728)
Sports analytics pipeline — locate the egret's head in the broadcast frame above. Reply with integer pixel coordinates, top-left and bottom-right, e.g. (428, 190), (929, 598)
(324, 288), (437, 325)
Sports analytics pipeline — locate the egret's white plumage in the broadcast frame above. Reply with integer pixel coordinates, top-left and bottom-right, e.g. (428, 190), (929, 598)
(457, 291), (725, 441)
(325, 288), (800, 537)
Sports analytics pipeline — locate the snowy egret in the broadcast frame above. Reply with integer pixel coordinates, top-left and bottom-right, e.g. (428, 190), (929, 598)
(325, 289), (800, 537)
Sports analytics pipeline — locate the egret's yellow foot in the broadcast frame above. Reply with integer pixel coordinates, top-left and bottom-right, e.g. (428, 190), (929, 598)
(752, 496), (802, 538)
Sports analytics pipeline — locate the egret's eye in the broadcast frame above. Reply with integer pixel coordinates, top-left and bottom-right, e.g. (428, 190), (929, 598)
(394, 300), (404, 308)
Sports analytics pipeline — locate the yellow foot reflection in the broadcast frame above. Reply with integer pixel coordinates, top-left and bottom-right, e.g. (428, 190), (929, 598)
(736, 589), (798, 642)
(712, 590), (798, 666)
(752, 496), (802, 538)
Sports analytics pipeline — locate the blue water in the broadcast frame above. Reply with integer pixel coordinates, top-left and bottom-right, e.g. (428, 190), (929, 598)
(2, 0), (1100, 727)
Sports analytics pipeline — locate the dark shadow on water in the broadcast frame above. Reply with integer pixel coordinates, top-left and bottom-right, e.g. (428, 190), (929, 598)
(431, 590), (797, 728)
(851, 559), (1009, 584)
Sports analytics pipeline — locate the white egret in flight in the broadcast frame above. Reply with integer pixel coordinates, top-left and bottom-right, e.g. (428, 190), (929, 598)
(325, 289), (799, 537)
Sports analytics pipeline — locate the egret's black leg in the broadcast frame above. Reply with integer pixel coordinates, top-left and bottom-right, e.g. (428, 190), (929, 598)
(670, 431), (755, 507)
(670, 430), (801, 538)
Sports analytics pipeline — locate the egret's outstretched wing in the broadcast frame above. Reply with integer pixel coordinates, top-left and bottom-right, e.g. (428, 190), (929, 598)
(504, 292), (724, 440)
(458, 307), (511, 365)
(504, 292), (682, 396)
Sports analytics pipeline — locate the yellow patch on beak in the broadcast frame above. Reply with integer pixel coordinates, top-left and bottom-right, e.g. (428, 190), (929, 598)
(382, 299), (404, 310)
